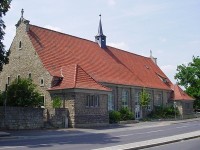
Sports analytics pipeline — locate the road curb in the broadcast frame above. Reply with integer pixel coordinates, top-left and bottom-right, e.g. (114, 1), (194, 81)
(93, 131), (200, 150)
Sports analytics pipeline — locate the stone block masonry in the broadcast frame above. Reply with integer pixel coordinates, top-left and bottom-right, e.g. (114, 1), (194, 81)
(0, 107), (68, 129)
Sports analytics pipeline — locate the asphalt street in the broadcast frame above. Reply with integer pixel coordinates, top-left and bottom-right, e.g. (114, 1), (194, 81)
(0, 119), (200, 150)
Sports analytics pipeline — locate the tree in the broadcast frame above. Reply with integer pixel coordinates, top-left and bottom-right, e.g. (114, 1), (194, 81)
(5, 78), (43, 107)
(0, 0), (11, 71)
(175, 56), (200, 109)
(139, 88), (150, 117)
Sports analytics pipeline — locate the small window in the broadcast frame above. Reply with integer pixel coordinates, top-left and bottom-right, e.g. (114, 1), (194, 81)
(40, 78), (44, 86)
(40, 95), (45, 108)
(7, 76), (10, 85)
(86, 95), (100, 108)
(17, 75), (20, 81)
(19, 41), (22, 49)
(28, 73), (32, 79)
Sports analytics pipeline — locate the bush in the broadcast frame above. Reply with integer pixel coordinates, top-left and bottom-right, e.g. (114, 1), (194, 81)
(52, 97), (62, 108)
(0, 91), (4, 106)
(119, 107), (134, 121)
(6, 78), (43, 107)
(109, 111), (121, 123)
(148, 106), (180, 119)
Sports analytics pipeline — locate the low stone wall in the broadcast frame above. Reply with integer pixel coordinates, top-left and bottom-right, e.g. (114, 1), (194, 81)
(0, 107), (44, 129)
(0, 107), (68, 129)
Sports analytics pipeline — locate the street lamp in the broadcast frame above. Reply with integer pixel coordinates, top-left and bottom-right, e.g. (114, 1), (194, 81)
(174, 101), (177, 120)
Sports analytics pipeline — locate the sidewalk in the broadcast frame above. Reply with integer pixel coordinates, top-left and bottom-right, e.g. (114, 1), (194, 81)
(93, 131), (200, 150)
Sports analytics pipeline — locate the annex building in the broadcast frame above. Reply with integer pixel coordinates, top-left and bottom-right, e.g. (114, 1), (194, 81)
(0, 10), (194, 127)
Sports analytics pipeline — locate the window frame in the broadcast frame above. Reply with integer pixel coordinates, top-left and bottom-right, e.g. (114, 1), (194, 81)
(86, 95), (100, 108)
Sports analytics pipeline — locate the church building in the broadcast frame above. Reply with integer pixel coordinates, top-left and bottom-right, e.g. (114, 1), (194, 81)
(0, 10), (194, 127)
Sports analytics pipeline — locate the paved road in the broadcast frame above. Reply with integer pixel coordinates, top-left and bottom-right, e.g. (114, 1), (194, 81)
(0, 119), (200, 150)
(143, 137), (200, 150)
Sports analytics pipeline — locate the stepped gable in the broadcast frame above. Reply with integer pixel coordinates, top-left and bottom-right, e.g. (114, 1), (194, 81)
(28, 24), (172, 90)
(172, 84), (194, 101)
(49, 64), (111, 91)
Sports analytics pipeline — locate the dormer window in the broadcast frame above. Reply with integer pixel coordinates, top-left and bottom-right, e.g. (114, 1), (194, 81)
(19, 41), (22, 49)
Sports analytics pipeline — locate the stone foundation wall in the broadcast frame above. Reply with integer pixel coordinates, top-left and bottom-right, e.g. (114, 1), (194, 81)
(0, 107), (68, 129)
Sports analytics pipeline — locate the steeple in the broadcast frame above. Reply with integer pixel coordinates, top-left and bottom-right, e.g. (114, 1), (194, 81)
(95, 14), (106, 48)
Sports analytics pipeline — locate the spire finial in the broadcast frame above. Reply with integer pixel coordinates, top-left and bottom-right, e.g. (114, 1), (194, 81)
(150, 49), (152, 57)
(21, 8), (24, 19)
(99, 14), (101, 19)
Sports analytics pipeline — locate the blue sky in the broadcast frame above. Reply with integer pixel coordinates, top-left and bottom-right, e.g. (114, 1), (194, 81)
(3, 0), (200, 83)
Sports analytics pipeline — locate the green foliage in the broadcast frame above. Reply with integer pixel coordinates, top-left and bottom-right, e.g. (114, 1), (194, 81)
(119, 107), (134, 121)
(139, 88), (150, 107)
(109, 107), (134, 123)
(175, 56), (200, 109)
(109, 110), (121, 123)
(0, 0), (11, 71)
(148, 106), (180, 119)
(6, 78), (43, 107)
(52, 97), (62, 108)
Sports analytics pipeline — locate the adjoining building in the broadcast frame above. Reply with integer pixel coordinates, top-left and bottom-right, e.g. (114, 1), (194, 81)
(0, 10), (194, 127)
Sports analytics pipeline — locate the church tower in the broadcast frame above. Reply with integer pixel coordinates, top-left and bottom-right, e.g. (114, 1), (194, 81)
(95, 15), (106, 48)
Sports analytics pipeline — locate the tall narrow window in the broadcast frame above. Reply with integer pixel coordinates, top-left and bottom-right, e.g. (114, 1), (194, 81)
(135, 92), (141, 105)
(7, 76), (10, 85)
(122, 90), (128, 108)
(19, 41), (22, 49)
(154, 93), (162, 106)
(40, 95), (45, 108)
(28, 73), (32, 79)
(108, 93), (114, 111)
(40, 78), (44, 86)
(17, 75), (20, 81)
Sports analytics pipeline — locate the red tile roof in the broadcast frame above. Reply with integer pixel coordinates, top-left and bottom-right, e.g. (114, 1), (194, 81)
(172, 84), (194, 101)
(28, 25), (173, 90)
(49, 64), (111, 91)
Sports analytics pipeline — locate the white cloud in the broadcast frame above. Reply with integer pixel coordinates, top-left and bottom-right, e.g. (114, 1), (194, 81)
(108, 42), (129, 50)
(44, 25), (62, 32)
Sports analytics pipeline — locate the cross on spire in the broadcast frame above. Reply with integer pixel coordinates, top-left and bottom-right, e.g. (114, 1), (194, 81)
(21, 8), (24, 19)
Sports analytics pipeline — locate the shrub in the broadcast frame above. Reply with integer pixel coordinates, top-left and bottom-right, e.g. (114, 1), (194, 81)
(109, 110), (121, 123)
(6, 78), (43, 107)
(148, 106), (180, 119)
(52, 97), (62, 108)
(119, 107), (134, 121)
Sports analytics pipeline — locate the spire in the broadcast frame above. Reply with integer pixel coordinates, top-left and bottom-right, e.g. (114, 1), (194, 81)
(98, 14), (104, 36)
(95, 14), (106, 48)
